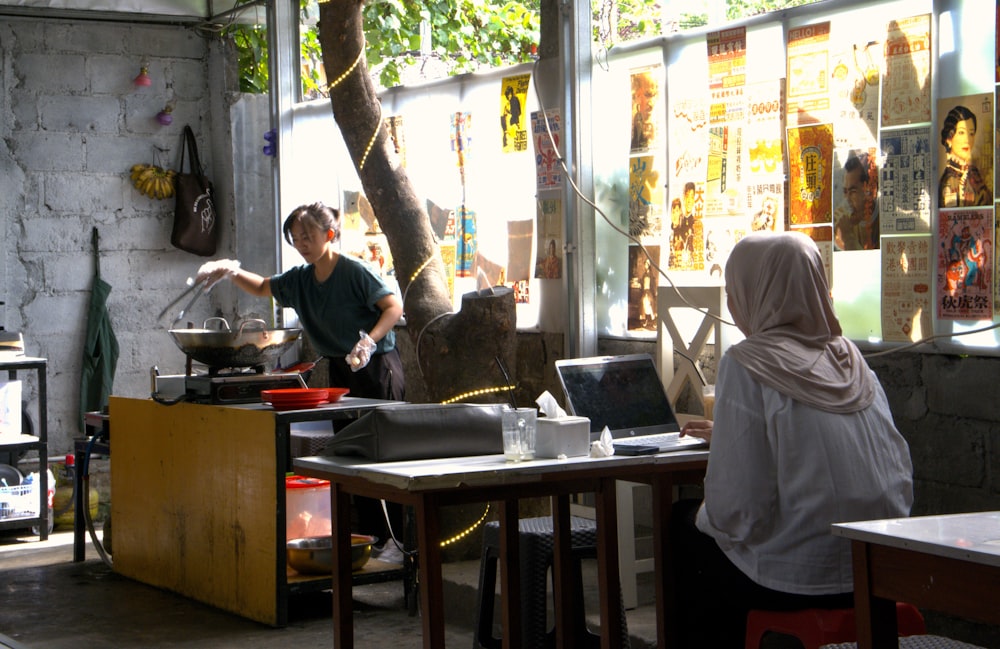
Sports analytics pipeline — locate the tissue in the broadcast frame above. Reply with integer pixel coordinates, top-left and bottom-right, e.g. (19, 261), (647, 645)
(590, 426), (615, 457)
(534, 391), (590, 458)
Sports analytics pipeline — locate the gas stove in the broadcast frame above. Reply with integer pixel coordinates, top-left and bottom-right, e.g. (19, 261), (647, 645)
(154, 367), (306, 405)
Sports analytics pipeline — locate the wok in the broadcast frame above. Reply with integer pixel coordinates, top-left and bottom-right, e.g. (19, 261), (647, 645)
(169, 317), (302, 368)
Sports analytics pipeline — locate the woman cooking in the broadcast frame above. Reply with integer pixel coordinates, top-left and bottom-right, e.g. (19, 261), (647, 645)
(197, 201), (405, 553)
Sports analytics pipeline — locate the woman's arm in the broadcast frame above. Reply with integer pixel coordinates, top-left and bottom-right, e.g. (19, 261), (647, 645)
(367, 293), (403, 343)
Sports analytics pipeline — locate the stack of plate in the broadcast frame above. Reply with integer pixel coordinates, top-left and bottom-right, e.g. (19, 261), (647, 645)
(261, 388), (329, 411)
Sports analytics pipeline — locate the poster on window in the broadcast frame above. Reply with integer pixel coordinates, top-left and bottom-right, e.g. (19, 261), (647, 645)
(668, 96), (708, 272)
(630, 65), (664, 153)
(707, 26), (746, 124)
(744, 80), (786, 230)
(881, 235), (932, 342)
(501, 74), (530, 153)
(786, 21), (831, 127)
(936, 208), (993, 320)
(506, 218), (533, 283)
(832, 147), (880, 250)
(531, 109), (562, 190)
(937, 94), (994, 209)
(534, 199), (563, 280)
(879, 126), (932, 235)
(628, 244), (660, 331)
(829, 40), (881, 149)
(881, 14), (932, 127)
(629, 154), (665, 241)
(787, 123), (834, 225)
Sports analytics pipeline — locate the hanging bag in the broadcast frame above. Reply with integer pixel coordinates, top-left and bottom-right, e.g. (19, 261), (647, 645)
(171, 125), (218, 256)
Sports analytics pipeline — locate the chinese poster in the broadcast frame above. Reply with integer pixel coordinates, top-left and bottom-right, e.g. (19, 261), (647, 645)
(881, 14), (932, 127)
(668, 96), (709, 271)
(881, 235), (932, 342)
(787, 123), (834, 225)
(879, 126), (932, 234)
(936, 209), (993, 320)
(936, 93), (994, 209)
(832, 146), (880, 250)
(629, 154), (665, 240)
(786, 22), (831, 126)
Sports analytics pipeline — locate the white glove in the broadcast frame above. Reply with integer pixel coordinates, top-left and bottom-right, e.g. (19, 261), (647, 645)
(345, 330), (376, 372)
(196, 259), (241, 289)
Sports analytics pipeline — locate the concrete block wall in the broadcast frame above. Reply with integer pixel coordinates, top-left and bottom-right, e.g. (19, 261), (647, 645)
(0, 15), (248, 454)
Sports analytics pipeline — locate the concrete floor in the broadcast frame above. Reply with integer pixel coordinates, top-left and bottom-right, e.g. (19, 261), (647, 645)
(0, 526), (665, 649)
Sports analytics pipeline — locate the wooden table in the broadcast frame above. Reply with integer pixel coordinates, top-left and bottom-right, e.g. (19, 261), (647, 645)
(831, 511), (1000, 649)
(294, 448), (708, 649)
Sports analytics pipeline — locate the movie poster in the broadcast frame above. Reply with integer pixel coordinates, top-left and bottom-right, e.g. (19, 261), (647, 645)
(832, 146), (880, 250)
(936, 209), (993, 320)
(881, 14), (932, 127)
(787, 123), (834, 225)
(881, 235), (932, 342)
(629, 154), (665, 240)
(879, 126), (933, 235)
(534, 199), (563, 280)
(668, 96), (709, 271)
(630, 65), (665, 153)
(531, 109), (562, 190)
(744, 80), (786, 231)
(628, 245), (660, 331)
(829, 40), (881, 148)
(501, 74), (531, 153)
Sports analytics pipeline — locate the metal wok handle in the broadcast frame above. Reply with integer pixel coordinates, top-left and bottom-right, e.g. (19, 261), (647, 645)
(238, 319), (270, 340)
(202, 317), (232, 331)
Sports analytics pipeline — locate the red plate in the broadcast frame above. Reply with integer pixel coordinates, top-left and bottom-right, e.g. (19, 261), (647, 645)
(326, 387), (350, 403)
(261, 388), (329, 411)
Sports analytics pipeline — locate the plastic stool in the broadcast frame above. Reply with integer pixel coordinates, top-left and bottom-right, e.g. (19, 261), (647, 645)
(745, 602), (926, 649)
(473, 515), (630, 649)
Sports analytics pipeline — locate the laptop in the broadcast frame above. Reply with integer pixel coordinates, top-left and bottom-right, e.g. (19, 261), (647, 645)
(555, 353), (708, 454)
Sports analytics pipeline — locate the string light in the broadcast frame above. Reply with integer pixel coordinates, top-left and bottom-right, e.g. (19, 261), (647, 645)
(439, 503), (491, 547)
(441, 385), (517, 404)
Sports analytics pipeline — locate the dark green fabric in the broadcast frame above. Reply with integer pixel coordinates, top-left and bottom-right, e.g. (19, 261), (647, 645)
(79, 229), (119, 432)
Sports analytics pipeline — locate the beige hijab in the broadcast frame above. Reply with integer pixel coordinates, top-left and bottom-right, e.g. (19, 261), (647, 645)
(724, 231), (875, 413)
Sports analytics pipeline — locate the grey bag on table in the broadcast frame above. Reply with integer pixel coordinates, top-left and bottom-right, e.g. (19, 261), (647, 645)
(322, 403), (505, 462)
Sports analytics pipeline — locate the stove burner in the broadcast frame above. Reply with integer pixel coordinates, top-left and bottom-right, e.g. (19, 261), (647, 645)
(204, 364), (266, 377)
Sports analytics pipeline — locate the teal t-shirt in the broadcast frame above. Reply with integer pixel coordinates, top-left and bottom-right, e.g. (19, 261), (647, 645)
(269, 255), (396, 358)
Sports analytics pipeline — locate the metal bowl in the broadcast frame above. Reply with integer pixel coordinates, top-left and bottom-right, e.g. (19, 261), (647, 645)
(286, 534), (376, 575)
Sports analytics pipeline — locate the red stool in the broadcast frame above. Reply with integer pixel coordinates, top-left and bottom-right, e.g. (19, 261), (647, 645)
(745, 602), (926, 649)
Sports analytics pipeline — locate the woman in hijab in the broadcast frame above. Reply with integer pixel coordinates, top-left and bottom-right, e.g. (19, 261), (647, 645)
(672, 231), (913, 647)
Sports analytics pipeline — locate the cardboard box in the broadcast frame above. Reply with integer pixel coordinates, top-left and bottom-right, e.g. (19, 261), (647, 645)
(535, 416), (590, 458)
(0, 380), (22, 436)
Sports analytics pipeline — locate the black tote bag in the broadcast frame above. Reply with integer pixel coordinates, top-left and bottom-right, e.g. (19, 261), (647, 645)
(171, 125), (218, 256)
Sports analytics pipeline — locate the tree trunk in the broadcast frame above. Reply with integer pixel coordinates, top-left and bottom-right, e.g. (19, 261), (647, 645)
(317, 1), (517, 404)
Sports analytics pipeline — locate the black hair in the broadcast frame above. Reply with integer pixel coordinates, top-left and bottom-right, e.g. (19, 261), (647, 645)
(844, 153), (870, 184)
(282, 202), (340, 245)
(940, 105), (977, 150)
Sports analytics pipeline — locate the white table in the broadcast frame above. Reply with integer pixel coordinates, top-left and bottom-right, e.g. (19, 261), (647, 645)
(831, 511), (1000, 649)
(294, 448), (708, 649)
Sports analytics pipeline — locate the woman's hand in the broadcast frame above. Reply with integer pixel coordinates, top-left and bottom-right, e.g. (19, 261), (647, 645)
(196, 259), (241, 289)
(681, 419), (713, 445)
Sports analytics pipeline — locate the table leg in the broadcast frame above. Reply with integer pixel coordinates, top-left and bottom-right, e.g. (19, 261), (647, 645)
(331, 483), (354, 649)
(73, 445), (85, 562)
(650, 473), (677, 648)
(551, 493), (575, 648)
(595, 477), (624, 649)
(415, 495), (446, 649)
(497, 498), (522, 649)
(851, 540), (898, 649)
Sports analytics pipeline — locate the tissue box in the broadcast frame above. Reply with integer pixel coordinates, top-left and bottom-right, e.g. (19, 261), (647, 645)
(535, 416), (590, 458)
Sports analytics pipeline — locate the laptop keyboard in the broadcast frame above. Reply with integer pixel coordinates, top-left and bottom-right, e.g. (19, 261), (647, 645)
(614, 432), (703, 449)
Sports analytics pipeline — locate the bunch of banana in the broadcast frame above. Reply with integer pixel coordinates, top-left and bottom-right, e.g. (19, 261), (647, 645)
(130, 163), (177, 200)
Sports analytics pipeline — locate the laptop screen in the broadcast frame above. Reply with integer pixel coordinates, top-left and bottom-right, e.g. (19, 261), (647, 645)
(555, 353), (681, 439)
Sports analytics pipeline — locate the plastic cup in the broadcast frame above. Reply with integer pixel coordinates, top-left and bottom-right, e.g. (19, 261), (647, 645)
(702, 384), (716, 420)
(502, 407), (537, 461)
